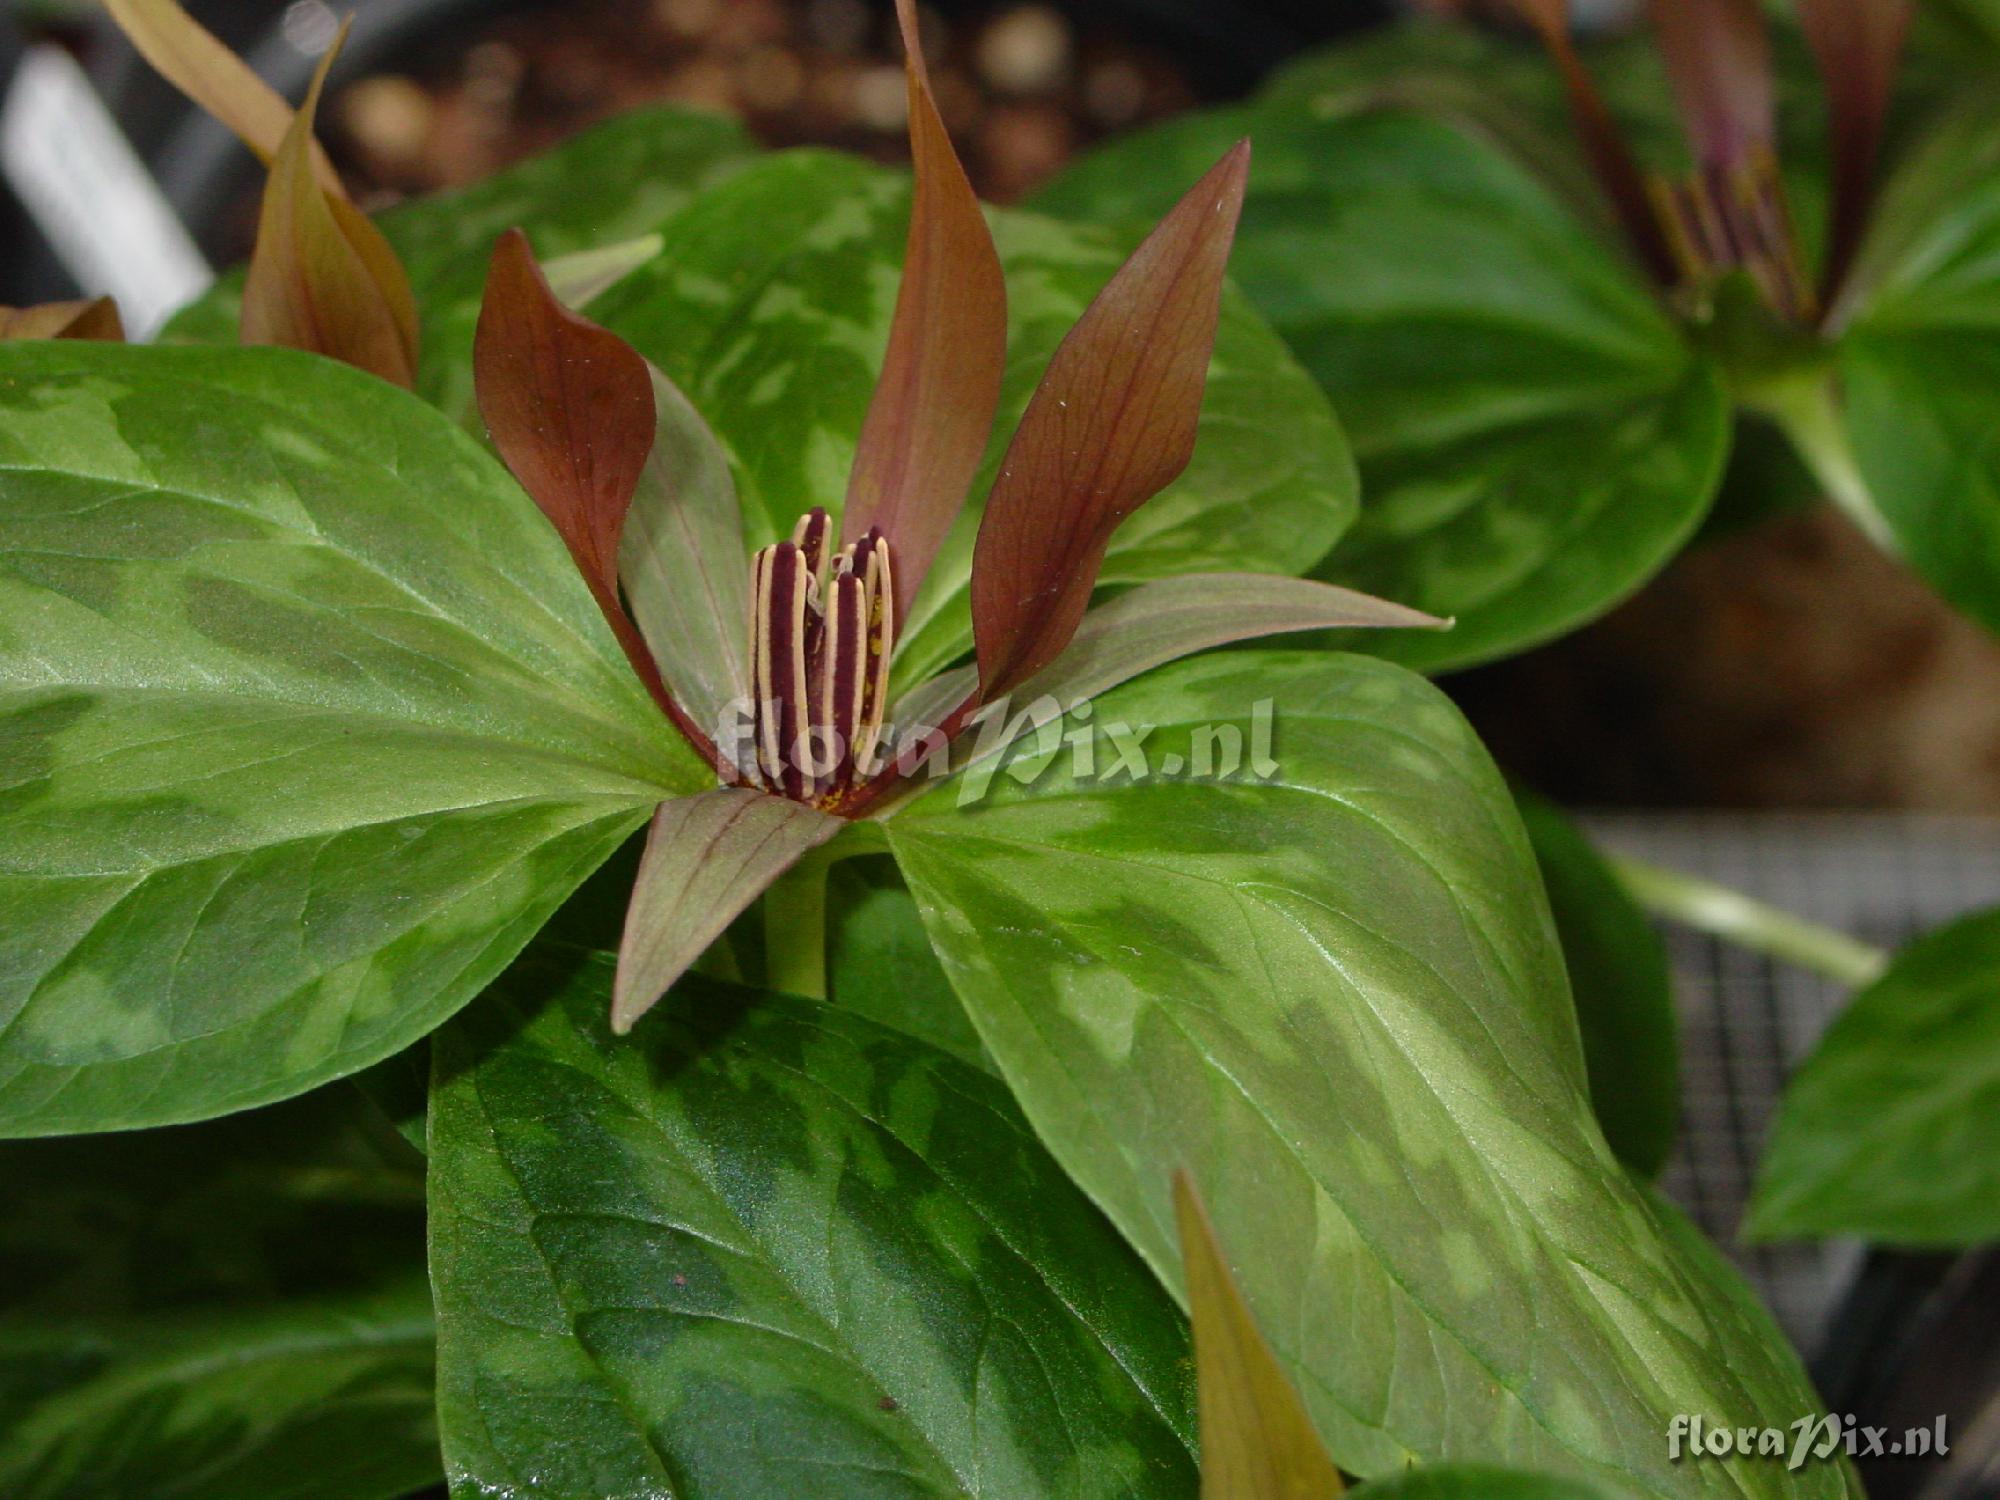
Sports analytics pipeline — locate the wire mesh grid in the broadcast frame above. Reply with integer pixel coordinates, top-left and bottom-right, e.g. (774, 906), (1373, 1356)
(1582, 813), (2000, 1359)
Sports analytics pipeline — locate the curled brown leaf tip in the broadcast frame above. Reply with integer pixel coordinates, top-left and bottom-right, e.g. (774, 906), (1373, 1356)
(842, 0), (1007, 621)
(475, 228), (716, 762)
(969, 139), (1250, 702)
(0, 298), (125, 342)
(237, 23), (420, 385)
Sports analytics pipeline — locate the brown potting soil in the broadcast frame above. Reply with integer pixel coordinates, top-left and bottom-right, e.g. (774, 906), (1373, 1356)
(1456, 506), (2000, 815)
(322, 0), (1196, 211)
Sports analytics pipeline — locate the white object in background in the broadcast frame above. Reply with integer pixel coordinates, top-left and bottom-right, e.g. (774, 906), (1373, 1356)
(0, 45), (212, 339)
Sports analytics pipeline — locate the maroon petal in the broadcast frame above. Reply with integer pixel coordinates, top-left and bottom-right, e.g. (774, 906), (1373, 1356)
(1511, 0), (1678, 286)
(474, 228), (716, 763)
(1798, 0), (1912, 304)
(1647, 0), (1776, 173)
(969, 142), (1250, 702)
(841, 0), (1007, 621)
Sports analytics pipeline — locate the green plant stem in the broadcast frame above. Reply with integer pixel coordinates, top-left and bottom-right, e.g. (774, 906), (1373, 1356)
(764, 858), (830, 1000)
(1749, 368), (1895, 549)
(1610, 855), (1890, 987)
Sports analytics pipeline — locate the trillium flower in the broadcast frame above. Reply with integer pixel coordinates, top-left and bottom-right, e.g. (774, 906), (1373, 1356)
(471, 0), (1441, 1033)
(107, 0), (420, 385)
(1517, 0), (1911, 323)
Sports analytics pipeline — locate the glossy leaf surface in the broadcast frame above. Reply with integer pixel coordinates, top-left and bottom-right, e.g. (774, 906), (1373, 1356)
(0, 1088), (435, 1499)
(584, 148), (1357, 694)
(826, 856), (989, 1072)
(1748, 906), (2000, 1245)
(888, 651), (1840, 1495)
(970, 143), (1248, 698)
(0, 342), (693, 1134)
(1835, 98), (2000, 636)
(428, 947), (1197, 1498)
(1034, 93), (1730, 674)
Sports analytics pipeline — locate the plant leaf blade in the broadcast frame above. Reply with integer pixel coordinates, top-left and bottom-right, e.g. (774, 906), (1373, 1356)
(1747, 907), (2000, 1246)
(1515, 792), (1679, 1178)
(886, 650), (1844, 1495)
(620, 366), (752, 741)
(0, 1088), (436, 1500)
(584, 148), (1356, 694)
(429, 951), (1198, 1497)
(0, 341), (690, 1134)
(1034, 106), (1728, 675)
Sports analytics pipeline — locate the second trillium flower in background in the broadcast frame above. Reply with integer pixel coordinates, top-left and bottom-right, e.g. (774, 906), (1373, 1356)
(1515, 0), (1912, 325)
(472, 0), (1440, 1032)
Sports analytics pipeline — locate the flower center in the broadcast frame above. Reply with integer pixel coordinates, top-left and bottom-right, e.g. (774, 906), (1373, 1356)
(747, 507), (895, 805)
(1651, 154), (1813, 324)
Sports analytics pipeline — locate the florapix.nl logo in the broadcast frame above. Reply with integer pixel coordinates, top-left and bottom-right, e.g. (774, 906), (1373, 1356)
(713, 691), (1283, 807)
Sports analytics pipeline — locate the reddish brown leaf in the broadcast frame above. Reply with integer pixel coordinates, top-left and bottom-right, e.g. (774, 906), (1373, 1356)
(238, 27), (419, 386)
(1798, 0), (1912, 304)
(475, 227), (716, 763)
(969, 142), (1249, 701)
(0, 298), (125, 342)
(1511, 0), (1678, 286)
(841, 0), (1007, 620)
(1647, 0), (1776, 171)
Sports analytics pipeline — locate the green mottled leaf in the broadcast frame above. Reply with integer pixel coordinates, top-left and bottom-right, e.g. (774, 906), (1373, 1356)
(0, 341), (694, 1135)
(1747, 907), (2000, 1246)
(1515, 792), (1679, 1179)
(0, 1087), (436, 1500)
(1833, 97), (2000, 635)
(586, 147), (1358, 692)
(165, 105), (757, 414)
(1352, 1466), (1613, 1498)
(886, 651), (1841, 1497)
(1036, 109), (1728, 673)
(827, 856), (990, 1072)
(428, 945), (1197, 1499)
